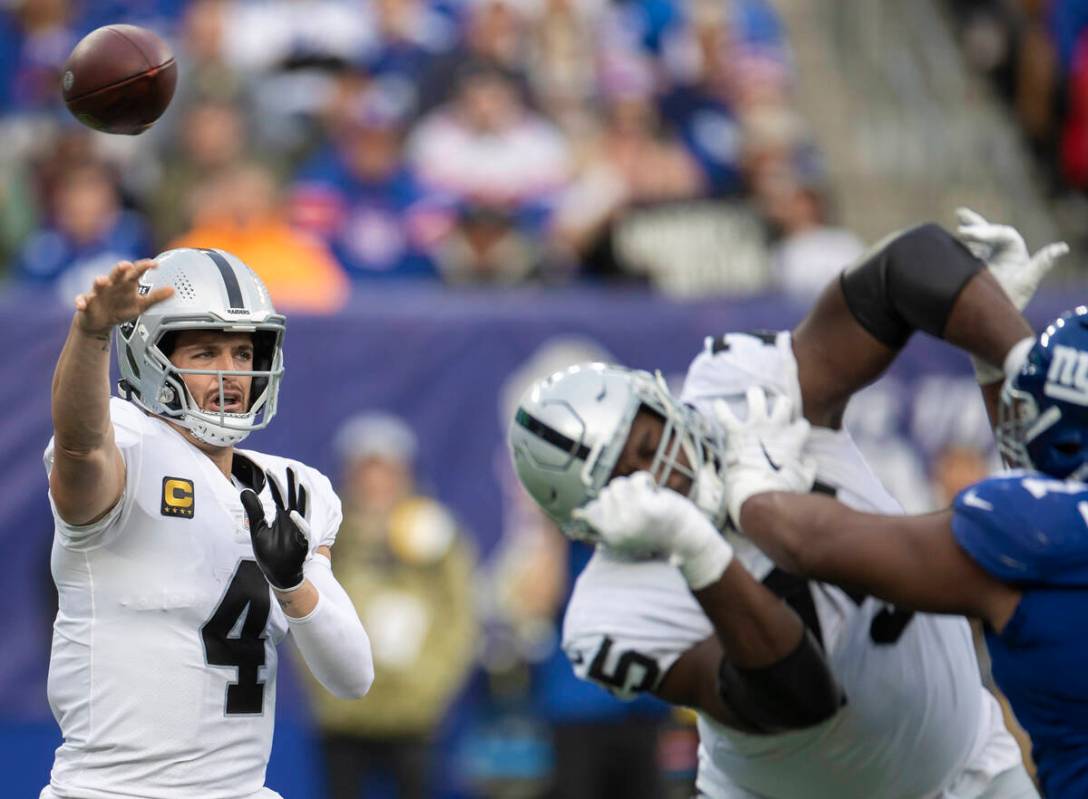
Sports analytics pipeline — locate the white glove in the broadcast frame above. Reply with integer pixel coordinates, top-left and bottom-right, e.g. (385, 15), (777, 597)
(956, 208), (1068, 382)
(714, 387), (817, 532)
(572, 472), (733, 590)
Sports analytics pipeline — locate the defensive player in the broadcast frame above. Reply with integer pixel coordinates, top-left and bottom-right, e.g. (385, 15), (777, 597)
(43, 250), (374, 799)
(509, 214), (1059, 797)
(719, 307), (1088, 798)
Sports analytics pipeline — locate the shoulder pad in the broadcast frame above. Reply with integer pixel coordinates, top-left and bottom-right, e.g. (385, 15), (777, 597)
(952, 473), (1088, 584)
(680, 330), (801, 417)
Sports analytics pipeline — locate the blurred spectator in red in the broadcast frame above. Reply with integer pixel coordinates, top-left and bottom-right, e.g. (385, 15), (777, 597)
(15, 160), (150, 298)
(552, 50), (703, 264)
(409, 61), (571, 226)
(308, 412), (478, 799)
(152, 96), (249, 243)
(291, 83), (449, 280)
(170, 161), (349, 313)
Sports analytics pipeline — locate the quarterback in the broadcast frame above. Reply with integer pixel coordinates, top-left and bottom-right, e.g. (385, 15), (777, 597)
(508, 213), (1058, 797)
(42, 250), (374, 799)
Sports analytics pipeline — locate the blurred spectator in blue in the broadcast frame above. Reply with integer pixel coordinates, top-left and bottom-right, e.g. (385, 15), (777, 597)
(15, 160), (150, 299)
(658, 3), (747, 196)
(409, 61), (571, 232)
(291, 82), (448, 280)
(0, 0), (78, 118)
(307, 412), (478, 799)
(364, 0), (458, 96)
(660, 0), (793, 192)
(152, 96), (250, 243)
(417, 0), (534, 112)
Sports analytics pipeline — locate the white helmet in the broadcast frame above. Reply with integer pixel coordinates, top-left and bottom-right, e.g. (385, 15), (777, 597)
(507, 363), (727, 542)
(116, 247), (286, 447)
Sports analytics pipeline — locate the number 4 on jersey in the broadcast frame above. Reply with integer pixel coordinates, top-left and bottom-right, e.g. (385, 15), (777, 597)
(201, 560), (271, 715)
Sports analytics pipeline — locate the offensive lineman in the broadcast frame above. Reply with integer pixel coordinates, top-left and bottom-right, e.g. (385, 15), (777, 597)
(719, 311), (1088, 798)
(508, 213), (1057, 797)
(43, 250), (374, 799)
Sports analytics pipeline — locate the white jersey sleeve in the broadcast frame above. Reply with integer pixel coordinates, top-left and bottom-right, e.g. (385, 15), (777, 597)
(562, 549), (712, 700)
(43, 398), (155, 549)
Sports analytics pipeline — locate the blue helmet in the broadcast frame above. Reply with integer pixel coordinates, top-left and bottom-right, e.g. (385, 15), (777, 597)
(998, 307), (1088, 479)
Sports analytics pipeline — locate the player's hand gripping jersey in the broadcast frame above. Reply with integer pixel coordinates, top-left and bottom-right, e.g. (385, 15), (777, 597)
(43, 399), (340, 799)
(953, 473), (1088, 797)
(563, 332), (1021, 798)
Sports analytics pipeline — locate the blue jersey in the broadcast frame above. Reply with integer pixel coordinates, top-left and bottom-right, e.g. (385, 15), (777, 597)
(952, 472), (1088, 796)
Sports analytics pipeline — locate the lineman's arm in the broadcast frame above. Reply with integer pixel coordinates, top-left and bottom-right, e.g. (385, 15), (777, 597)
(50, 259), (172, 525)
(574, 474), (840, 734)
(284, 546), (375, 699)
(792, 224), (1034, 428)
(737, 494), (1020, 633)
(656, 559), (841, 734)
(718, 390), (1021, 633)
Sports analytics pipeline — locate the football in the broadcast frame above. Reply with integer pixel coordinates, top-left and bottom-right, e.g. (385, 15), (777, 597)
(61, 24), (178, 135)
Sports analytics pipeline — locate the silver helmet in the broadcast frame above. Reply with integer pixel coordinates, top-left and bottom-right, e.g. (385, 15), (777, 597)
(507, 362), (727, 542)
(116, 247), (286, 447)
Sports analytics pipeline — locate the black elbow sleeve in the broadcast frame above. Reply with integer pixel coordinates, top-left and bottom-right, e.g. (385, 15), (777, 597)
(718, 630), (844, 735)
(840, 223), (984, 349)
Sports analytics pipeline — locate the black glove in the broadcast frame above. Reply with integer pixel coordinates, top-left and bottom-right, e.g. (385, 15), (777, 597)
(240, 467), (310, 592)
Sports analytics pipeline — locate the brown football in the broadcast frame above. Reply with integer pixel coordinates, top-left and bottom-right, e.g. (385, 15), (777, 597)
(62, 24), (178, 135)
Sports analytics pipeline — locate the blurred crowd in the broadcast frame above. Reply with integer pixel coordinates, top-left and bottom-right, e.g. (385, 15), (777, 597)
(947, 0), (1088, 199)
(0, 0), (861, 305)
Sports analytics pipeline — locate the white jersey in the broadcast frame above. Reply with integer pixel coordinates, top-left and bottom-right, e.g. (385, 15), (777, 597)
(563, 331), (1023, 799)
(43, 398), (341, 799)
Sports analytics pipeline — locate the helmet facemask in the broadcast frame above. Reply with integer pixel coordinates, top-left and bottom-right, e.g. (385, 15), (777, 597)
(120, 319), (285, 447)
(998, 373), (1088, 481)
(607, 372), (728, 529)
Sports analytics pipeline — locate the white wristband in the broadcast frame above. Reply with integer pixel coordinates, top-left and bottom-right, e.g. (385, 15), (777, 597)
(1003, 336), (1035, 379)
(970, 354), (1005, 385)
(675, 534), (734, 591)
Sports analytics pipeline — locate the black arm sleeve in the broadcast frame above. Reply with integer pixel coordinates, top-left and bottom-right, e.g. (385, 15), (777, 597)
(840, 223), (984, 349)
(717, 629), (844, 735)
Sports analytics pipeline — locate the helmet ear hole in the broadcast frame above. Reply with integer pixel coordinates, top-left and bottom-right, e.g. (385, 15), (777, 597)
(158, 331), (180, 359)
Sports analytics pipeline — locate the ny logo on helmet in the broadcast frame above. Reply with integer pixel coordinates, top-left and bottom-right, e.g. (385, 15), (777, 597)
(1045, 345), (1088, 406)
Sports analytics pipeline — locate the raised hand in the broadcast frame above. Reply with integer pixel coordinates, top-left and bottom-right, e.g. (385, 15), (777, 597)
(955, 208), (1068, 312)
(74, 259), (174, 336)
(240, 467), (311, 592)
(714, 387), (816, 530)
(573, 472), (734, 590)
